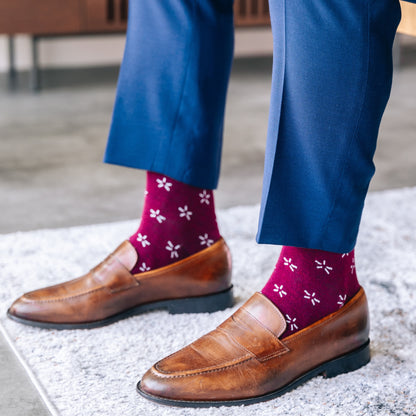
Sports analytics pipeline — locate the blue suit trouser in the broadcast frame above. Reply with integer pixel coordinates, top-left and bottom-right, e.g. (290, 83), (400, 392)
(105, 0), (401, 253)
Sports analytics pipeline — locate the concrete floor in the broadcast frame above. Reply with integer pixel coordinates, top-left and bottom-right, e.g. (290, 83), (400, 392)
(0, 60), (270, 234)
(1, 38), (416, 415)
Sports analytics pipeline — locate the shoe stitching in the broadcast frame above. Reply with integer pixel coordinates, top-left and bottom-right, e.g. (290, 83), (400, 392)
(256, 345), (290, 362)
(218, 323), (290, 362)
(92, 263), (139, 293)
(155, 311), (288, 376)
(216, 326), (255, 357)
(156, 301), (289, 375)
(149, 291), (365, 382)
(155, 351), (252, 375)
(151, 356), (254, 379)
(155, 330), (251, 374)
(24, 274), (87, 296)
(154, 329), (217, 365)
(23, 287), (107, 303)
(227, 313), (290, 361)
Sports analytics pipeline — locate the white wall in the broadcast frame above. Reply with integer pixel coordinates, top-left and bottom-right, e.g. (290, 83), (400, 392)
(0, 34), (126, 72)
(0, 28), (273, 73)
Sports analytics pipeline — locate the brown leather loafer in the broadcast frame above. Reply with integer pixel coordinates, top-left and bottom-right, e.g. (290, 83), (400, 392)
(7, 238), (233, 329)
(138, 287), (370, 407)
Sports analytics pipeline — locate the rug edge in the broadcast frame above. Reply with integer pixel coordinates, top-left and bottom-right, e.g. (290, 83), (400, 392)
(0, 322), (60, 416)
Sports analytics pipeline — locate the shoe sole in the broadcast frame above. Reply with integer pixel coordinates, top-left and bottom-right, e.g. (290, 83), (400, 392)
(6, 286), (234, 330)
(136, 339), (371, 408)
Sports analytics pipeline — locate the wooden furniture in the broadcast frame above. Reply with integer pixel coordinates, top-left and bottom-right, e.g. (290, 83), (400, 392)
(0, 0), (271, 90)
(398, 1), (416, 36)
(234, 0), (270, 26)
(0, 0), (128, 35)
(1, 0), (129, 90)
(7, 1), (416, 88)
(0, 0), (269, 34)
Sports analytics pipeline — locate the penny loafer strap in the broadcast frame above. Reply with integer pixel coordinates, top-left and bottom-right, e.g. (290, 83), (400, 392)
(218, 293), (289, 362)
(93, 254), (139, 293)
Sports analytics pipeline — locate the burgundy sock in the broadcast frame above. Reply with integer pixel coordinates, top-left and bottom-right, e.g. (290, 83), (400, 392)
(262, 246), (360, 338)
(129, 172), (221, 274)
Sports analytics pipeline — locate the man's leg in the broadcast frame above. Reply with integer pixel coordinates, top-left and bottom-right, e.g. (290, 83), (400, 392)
(7, 0), (235, 329)
(105, 0), (234, 189)
(258, 0), (400, 252)
(139, 0), (402, 406)
(259, 0), (401, 337)
(105, 0), (235, 273)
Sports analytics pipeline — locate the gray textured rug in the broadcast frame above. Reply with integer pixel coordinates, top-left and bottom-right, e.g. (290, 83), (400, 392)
(1, 188), (416, 416)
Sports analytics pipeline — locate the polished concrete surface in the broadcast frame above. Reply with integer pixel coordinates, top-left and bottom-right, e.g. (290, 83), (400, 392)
(1, 38), (416, 415)
(2, 57), (416, 234)
(0, 333), (51, 415)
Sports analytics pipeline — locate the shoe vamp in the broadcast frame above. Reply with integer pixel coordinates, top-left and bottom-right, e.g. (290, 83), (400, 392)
(155, 329), (253, 375)
(23, 273), (99, 301)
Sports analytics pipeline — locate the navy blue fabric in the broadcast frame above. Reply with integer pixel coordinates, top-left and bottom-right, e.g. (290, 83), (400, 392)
(105, 0), (401, 253)
(105, 0), (234, 189)
(257, 0), (401, 253)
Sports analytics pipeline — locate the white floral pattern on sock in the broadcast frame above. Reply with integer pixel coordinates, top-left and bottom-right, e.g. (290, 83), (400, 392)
(199, 190), (210, 205)
(315, 259), (333, 275)
(136, 233), (150, 247)
(283, 257), (298, 272)
(199, 234), (214, 247)
(165, 241), (181, 258)
(149, 208), (166, 223)
(304, 290), (320, 306)
(273, 284), (287, 297)
(156, 177), (172, 191)
(178, 205), (193, 221)
(285, 314), (298, 331)
(139, 262), (151, 272)
(337, 294), (347, 308)
(351, 258), (356, 274)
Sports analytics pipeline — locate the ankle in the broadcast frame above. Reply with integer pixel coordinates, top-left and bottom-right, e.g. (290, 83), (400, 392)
(262, 246), (360, 337)
(130, 172), (221, 273)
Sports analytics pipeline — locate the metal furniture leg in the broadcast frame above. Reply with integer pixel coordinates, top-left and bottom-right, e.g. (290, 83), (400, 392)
(31, 36), (41, 92)
(8, 35), (17, 90)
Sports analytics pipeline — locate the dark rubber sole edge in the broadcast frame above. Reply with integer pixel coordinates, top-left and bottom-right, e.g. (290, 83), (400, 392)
(136, 339), (371, 408)
(6, 285), (234, 330)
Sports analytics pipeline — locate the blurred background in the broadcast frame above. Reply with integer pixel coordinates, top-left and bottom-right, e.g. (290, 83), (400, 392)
(0, 0), (416, 235)
(0, 2), (416, 414)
